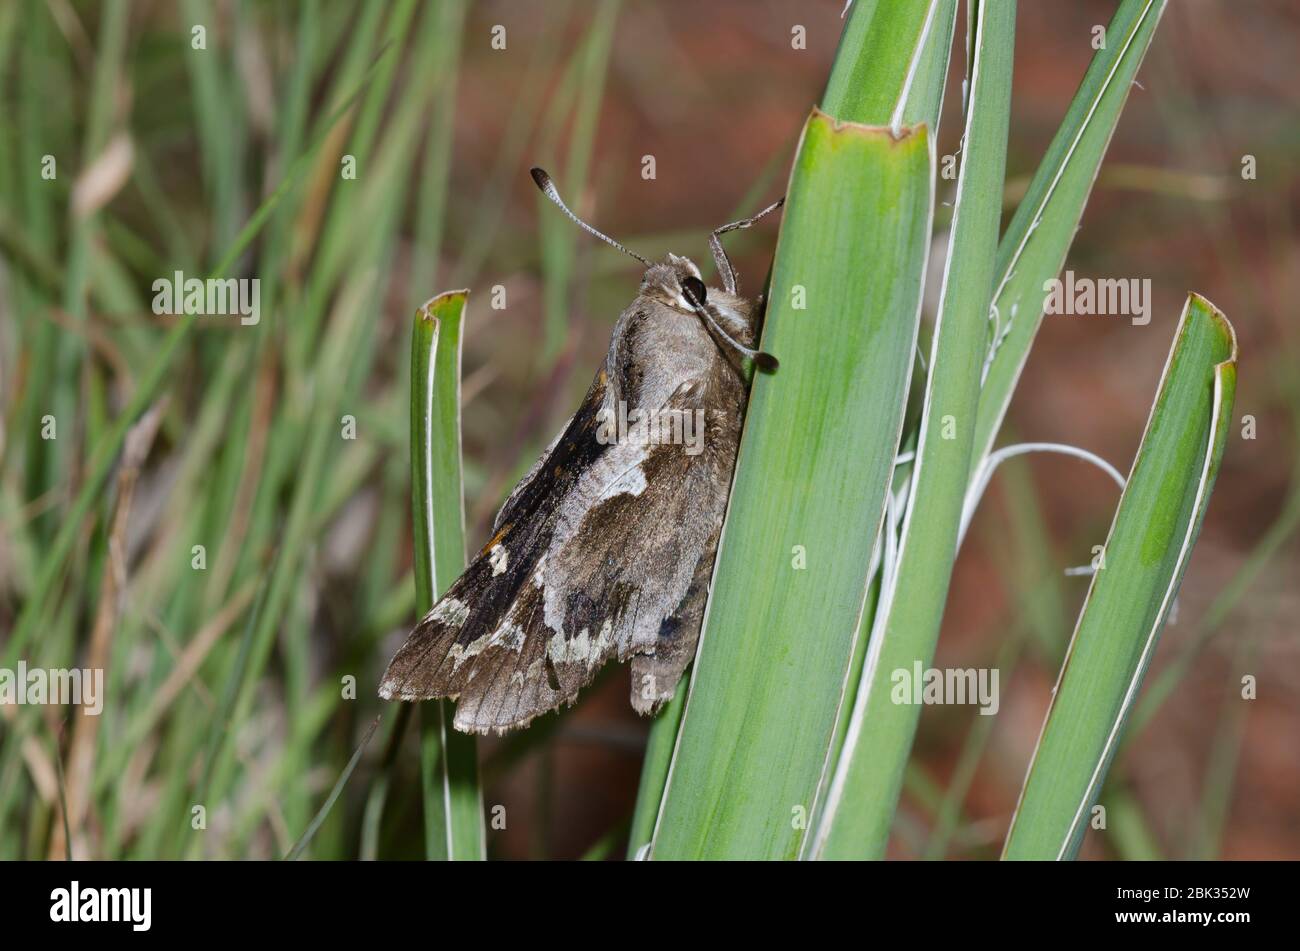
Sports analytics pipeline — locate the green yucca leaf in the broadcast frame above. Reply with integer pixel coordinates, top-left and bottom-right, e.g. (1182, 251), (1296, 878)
(972, 0), (1168, 472)
(626, 680), (685, 859)
(814, 0), (1016, 860)
(823, 0), (958, 129)
(1003, 294), (1237, 860)
(649, 111), (934, 860)
(803, 0), (959, 844)
(410, 291), (485, 861)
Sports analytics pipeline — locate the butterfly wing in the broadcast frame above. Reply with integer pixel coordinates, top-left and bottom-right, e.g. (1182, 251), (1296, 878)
(377, 367), (610, 718)
(380, 372), (745, 733)
(381, 283), (751, 734)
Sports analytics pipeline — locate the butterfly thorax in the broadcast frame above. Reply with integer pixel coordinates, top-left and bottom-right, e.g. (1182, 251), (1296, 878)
(610, 254), (755, 414)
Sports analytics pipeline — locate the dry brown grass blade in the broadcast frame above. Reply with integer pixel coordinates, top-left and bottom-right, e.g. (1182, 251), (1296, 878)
(133, 580), (259, 739)
(48, 399), (166, 859)
(208, 348), (279, 608)
(0, 705), (58, 804)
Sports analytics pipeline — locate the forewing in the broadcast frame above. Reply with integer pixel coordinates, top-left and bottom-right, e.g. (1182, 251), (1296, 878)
(488, 378), (742, 732)
(378, 369), (609, 710)
(381, 294), (749, 735)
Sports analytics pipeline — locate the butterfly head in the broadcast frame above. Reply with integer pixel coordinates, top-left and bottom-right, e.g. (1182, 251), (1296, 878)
(640, 254), (710, 314)
(637, 255), (776, 371)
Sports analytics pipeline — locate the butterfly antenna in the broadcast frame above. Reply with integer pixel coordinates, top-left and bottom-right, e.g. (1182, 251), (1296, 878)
(709, 197), (785, 295)
(530, 167), (652, 267)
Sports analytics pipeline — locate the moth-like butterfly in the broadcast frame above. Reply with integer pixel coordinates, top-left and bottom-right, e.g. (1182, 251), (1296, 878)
(378, 168), (782, 734)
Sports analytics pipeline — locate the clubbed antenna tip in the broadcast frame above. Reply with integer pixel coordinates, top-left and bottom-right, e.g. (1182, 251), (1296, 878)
(528, 166), (651, 267)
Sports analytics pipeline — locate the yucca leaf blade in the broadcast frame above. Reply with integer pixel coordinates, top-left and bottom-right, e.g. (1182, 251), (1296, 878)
(410, 291), (485, 861)
(972, 0), (1168, 472)
(649, 111), (934, 860)
(815, 0), (1016, 860)
(823, 0), (958, 130)
(1002, 294), (1237, 860)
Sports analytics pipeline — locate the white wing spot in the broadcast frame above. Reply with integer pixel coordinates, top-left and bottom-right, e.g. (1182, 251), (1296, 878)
(447, 633), (489, 671)
(545, 619), (614, 671)
(430, 597), (470, 627)
(599, 465), (647, 501)
(489, 544), (509, 576)
(491, 621), (526, 653)
(510, 658), (545, 688)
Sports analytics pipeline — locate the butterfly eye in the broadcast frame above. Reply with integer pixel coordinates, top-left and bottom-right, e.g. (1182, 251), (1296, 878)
(681, 276), (707, 306)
